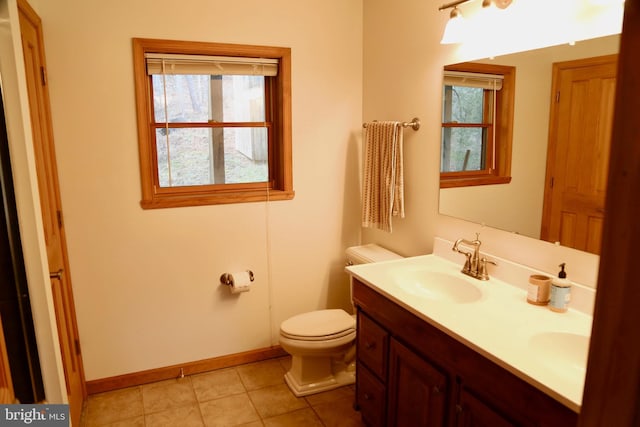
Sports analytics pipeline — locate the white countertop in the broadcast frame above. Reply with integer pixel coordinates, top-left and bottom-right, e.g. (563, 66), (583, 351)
(346, 254), (593, 412)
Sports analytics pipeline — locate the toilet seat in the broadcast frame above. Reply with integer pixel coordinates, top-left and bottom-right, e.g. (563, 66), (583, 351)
(280, 309), (355, 342)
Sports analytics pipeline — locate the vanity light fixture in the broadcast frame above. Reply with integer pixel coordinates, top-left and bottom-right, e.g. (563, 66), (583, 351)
(478, 0), (511, 31)
(485, 0), (513, 9)
(440, 6), (466, 44)
(439, 0), (514, 44)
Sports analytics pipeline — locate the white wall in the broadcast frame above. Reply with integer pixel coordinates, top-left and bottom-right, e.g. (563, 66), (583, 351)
(362, 0), (622, 288)
(28, 0), (363, 381)
(361, 0), (445, 257)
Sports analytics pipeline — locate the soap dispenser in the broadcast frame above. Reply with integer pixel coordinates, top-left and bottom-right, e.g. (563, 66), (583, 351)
(549, 263), (571, 313)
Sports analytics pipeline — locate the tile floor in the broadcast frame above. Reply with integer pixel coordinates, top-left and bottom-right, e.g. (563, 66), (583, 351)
(81, 356), (365, 426)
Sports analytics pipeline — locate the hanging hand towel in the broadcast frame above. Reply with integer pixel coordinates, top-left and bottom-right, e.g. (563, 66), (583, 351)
(361, 121), (405, 232)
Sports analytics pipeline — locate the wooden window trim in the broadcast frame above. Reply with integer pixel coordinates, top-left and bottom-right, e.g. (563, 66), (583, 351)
(440, 62), (515, 189)
(132, 38), (294, 209)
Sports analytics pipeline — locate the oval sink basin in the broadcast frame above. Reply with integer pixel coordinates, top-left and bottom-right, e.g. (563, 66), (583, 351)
(393, 270), (483, 304)
(528, 332), (590, 378)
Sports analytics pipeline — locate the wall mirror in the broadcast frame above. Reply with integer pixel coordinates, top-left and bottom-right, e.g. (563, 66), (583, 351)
(439, 34), (620, 254)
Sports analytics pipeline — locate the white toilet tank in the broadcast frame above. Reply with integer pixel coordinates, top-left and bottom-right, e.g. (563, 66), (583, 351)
(345, 244), (402, 310)
(346, 243), (403, 265)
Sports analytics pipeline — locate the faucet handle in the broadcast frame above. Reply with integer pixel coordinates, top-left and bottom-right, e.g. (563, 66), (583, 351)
(461, 252), (472, 274)
(478, 257), (497, 281)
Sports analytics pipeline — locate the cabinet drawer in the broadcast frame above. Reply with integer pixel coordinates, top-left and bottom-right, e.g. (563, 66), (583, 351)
(357, 365), (386, 427)
(358, 312), (389, 380)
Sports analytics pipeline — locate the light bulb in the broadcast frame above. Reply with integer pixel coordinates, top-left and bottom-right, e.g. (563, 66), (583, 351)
(441, 7), (467, 44)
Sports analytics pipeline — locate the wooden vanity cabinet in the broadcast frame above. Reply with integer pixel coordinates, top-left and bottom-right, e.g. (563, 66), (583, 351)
(353, 279), (578, 427)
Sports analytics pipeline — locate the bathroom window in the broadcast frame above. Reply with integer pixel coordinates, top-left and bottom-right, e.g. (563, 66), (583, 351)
(132, 38), (293, 208)
(441, 63), (515, 188)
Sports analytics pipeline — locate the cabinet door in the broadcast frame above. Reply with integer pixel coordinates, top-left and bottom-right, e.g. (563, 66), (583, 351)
(456, 387), (516, 427)
(387, 338), (448, 427)
(357, 365), (386, 427)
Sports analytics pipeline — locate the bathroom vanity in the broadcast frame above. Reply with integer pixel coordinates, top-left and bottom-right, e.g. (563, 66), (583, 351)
(347, 249), (592, 426)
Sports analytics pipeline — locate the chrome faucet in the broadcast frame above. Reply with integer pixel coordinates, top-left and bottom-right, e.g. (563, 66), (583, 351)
(452, 233), (496, 280)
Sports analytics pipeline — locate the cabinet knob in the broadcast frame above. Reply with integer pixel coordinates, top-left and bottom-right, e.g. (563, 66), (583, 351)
(363, 393), (372, 401)
(433, 385), (442, 394)
(455, 404), (463, 414)
(365, 342), (376, 350)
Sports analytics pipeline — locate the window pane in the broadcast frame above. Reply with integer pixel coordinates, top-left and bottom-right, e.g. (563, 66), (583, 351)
(442, 85), (484, 124)
(222, 75), (266, 122)
(440, 127), (487, 172)
(152, 75), (265, 123)
(152, 75), (210, 123)
(224, 127), (268, 183)
(155, 127), (268, 187)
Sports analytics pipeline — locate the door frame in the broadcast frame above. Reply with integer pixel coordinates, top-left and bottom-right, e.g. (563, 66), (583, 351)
(578, 0), (640, 425)
(0, 0), (68, 404)
(16, 0), (86, 423)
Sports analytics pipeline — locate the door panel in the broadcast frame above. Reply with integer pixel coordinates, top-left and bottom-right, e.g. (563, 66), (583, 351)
(541, 55), (617, 255)
(18, 0), (85, 424)
(387, 338), (448, 427)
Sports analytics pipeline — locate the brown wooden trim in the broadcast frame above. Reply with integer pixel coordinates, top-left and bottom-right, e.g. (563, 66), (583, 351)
(152, 122), (273, 129)
(18, 0), (87, 414)
(442, 62), (515, 187)
(132, 38), (293, 209)
(440, 175), (511, 189)
(579, 1), (640, 425)
(86, 346), (287, 395)
(140, 189), (295, 209)
(441, 123), (492, 129)
(132, 38), (290, 58)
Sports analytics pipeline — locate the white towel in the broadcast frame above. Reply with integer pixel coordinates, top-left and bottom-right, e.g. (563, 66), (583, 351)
(361, 121), (405, 232)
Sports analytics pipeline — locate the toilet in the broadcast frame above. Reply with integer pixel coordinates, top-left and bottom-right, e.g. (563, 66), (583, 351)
(279, 244), (402, 397)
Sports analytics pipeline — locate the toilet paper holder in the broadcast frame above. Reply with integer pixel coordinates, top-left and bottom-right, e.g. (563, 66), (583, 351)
(220, 270), (254, 286)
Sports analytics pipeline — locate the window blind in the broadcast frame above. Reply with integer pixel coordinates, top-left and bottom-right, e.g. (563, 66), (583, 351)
(443, 70), (503, 90)
(145, 53), (279, 76)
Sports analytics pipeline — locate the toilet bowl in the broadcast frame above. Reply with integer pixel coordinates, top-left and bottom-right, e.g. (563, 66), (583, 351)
(280, 309), (356, 396)
(279, 244), (402, 397)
